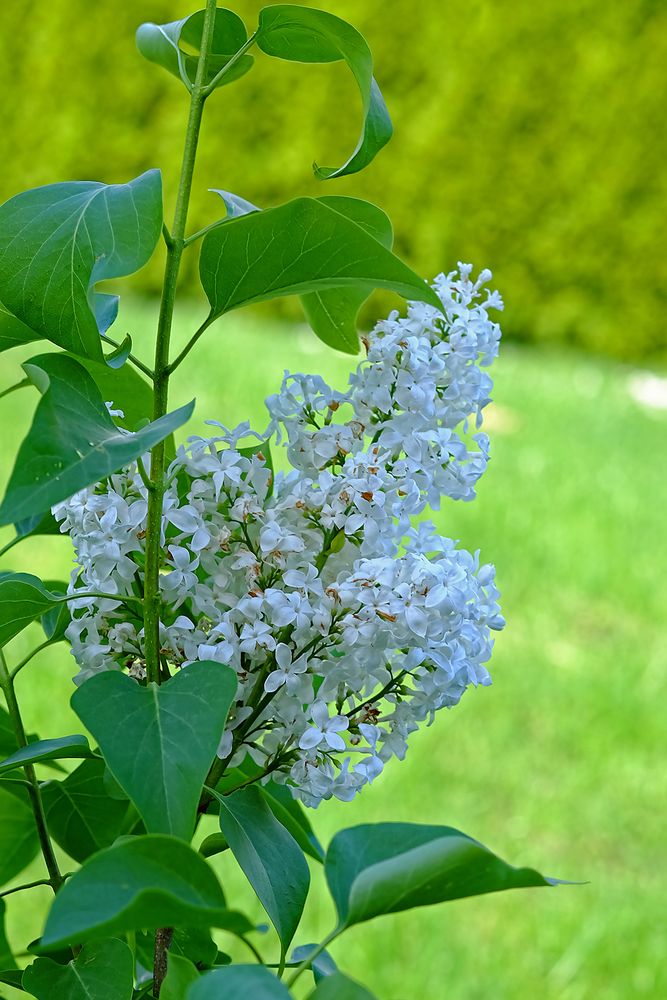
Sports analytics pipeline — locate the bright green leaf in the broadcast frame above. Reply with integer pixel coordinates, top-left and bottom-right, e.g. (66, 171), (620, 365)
(0, 171), (162, 361)
(300, 196), (393, 354)
(39, 834), (251, 950)
(137, 9), (253, 91)
(325, 823), (561, 929)
(0, 353), (193, 526)
(257, 5), (392, 179)
(188, 965), (292, 1000)
(41, 758), (133, 863)
(72, 661), (237, 841)
(0, 736), (95, 776)
(22, 938), (134, 1000)
(199, 197), (441, 330)
(308, 971), (377, 999)
(162, 954), (200, 1000)
(0, 573), (61, 647)
(212, 786), (310, 953)
(0, 784), (39, 887)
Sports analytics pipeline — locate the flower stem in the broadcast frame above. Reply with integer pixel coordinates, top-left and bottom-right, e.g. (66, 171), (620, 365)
(143, 0), (219, 689)
(0, 649), (64, 892)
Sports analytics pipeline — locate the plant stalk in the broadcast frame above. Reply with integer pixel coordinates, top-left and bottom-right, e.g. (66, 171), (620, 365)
(143, 0), (219, 689)
(0, 650), (64, 892)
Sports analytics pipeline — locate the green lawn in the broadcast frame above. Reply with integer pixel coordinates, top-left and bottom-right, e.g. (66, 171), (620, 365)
(1, 300), (665, 999)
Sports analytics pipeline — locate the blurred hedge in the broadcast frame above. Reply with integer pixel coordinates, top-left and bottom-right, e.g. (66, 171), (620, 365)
(0, 0), (665, 360)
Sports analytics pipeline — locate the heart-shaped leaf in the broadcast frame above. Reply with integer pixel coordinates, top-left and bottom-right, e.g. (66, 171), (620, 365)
(188, 966), (292, 1000)
(0, 573), (62, 646)
(0, 736), (95, 776)
(41, 758), (134, 863)
(212, 785), (310, 953)
(325, 823), (562, 929)
(257, 6), (392, 179)
(308, 972), (377, 999)
(0, 353), (193, 526)
(300, 197), (393, 354)
(0, 784), (39, 886)
(0, 171), (162, 362)
(72, 661), (237, 841)
(162, 954), (200, 1000)
(22, 938), (134, 1000)
(137, 9), (253, 91)
(39, 834), (251, 950)
(199, 197), (440, 329)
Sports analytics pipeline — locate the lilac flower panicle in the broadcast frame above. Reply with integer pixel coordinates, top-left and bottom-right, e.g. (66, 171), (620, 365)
(53, 265), (505, 807)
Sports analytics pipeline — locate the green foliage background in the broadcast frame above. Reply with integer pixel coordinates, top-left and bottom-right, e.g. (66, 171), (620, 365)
(0, 0), (665, 360)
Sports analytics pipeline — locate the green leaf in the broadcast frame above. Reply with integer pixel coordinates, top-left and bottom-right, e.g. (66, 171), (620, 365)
(210, 189), (259, 220)
(212, 786), (310, 953)
(257, 6), (392, 179)
(41, 758), (133, 863)
(0, 573), (61, 646)
(260, 782), (324, 864)
(199, 832), (229, 859)
(290, 944), (337, 983)
(39, 580), (70, 643)
(0, 784), (39, 886)
(162, 954), (200, 1000)
(199, 197), (441, 329)
(0, 353), (193, 526)
(188, 966), (292, 1000)
(39, 834), (251, 950)
(76, 354), (156, 434)
(308, 972), (377, 999)
(325, 823), (561, 929)
(0, 736), (95, 776)
(0, 900), (15, 971)
(22, 938), (134, 1000)
(72, 661), (237, 841)
(0, 305), (39, 355)
(0, 708), (20, 758)
(0, 171), (162, 362)
(137, 9), (253, 91)
(300, 197), (393, 354)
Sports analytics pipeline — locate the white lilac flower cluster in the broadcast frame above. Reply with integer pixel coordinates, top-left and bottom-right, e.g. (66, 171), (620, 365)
(53, 264), (505, 807)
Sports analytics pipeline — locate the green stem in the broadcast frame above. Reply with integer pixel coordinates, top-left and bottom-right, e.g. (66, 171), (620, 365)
(99, 334), (154, 379)
(0, 377), (30, 402)
(165, 315), (214, 375)
(143, 0), (219, 688)
(10, 638), (55, 680)
(0, 650), (64, 892)
(286, 929), (340, 987)
(202, 31), (258, 96)
(0, 876), (55, 899)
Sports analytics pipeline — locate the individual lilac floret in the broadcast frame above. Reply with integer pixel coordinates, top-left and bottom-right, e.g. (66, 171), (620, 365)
(53, 265), (505, 807)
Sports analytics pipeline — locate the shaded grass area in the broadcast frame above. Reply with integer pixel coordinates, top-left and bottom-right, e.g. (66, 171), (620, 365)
(0, 301), (665, 998)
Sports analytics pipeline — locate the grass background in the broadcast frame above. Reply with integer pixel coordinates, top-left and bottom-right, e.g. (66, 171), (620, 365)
(0, 301), (665, 998)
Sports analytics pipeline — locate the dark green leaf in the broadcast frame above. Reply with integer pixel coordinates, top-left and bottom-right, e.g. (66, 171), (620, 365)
(22, 938), (134, 1000)
(291, 944), (337, 983)
(0, 573), (61, 646)
(212, 785), (310, 953)
(257, 6), (392, 178)
(325, 823), (561, 929)
(261, 782), (324, 863)
(199, 197), (441, 328)
(0, 736), (95, 776)
(0, 784), (39, 886)
(162, 954), (200, 1000)
(0, 353), (193, 526)
(0, 708), (21, 758)
(198, 832), (229, 858)
(188, 966), (292, 1000)
(137, 9), (253, 91)
(308, 971), (377, 999)
(72, 661), (237, 841)
(39, 580), (70, 642)
(41, 758), (132, 863)
(0, 305), (39, 355)
(76, 354), (156, 433)
(0, 171), (162, 361)
(300, 197), (393, 354)
(39, 834), (251, 950)
(0, 900), (15, 971)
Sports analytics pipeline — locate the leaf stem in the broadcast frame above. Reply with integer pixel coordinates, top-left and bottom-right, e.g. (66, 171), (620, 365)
(0, 876), (54, 899)
(166, 315), (214, 375)
(10, 637), (55, 680)
(202, 31), (258, 97)
(0, 377), (31, 402)
(0, 649), (64, 893)
(286, 928), (340, 987)
(143, 0), (219, 690)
